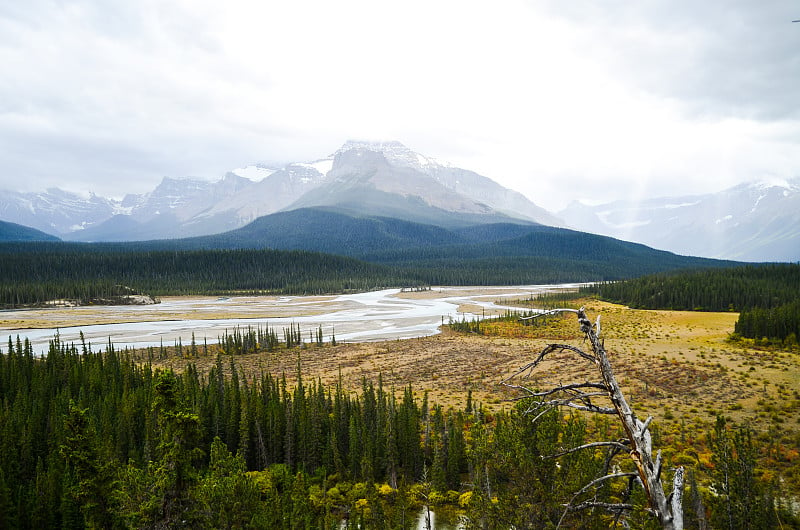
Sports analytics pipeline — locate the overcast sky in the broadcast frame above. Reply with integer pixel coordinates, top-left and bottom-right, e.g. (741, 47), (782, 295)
(1, 0), (799, 211)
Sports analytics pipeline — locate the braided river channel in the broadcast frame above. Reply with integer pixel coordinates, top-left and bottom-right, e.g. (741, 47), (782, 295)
(1, 284), (581, 354)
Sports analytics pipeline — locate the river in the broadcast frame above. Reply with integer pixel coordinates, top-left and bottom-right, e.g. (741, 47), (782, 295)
(0, 284), (581, 354)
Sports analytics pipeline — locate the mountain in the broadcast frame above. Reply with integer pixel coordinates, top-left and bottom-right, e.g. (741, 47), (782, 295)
(306, 141), (563, 227)
(76, 173), (259, 241)
(193, 161), (333, 227)
(0, 220), (60, 242)
(165, 207), (735, 283)
(189, 140), (561, 231)
(185, 208), (467, 255)
(0, 188), (119, 236)
(559, 178), (800, 262)
(286, 147), (510, 227)
(0, 141), (561, 242)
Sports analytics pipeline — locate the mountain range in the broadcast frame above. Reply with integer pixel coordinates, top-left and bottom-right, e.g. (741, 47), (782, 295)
(559, 178), (800, 262)
(0, 141), (797, 262)
(0, 141), (560, 243)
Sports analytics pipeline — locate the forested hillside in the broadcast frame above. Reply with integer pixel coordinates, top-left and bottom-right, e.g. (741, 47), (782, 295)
(362, 225), (737, 282)
(0, 227), (740, 308)
(0, 243), (414, 307)
(0, 336), (787, 528)
(0, 220), (59, 242)
(190, 209), (738, 279)
(187, 208), (468, 254)
(586, 263), (800, 343)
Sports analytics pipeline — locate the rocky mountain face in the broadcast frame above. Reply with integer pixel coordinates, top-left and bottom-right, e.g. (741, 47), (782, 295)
(330, 141), (562, 226)
(3, 141), (796, 263)
(0, 188), (119, 235)
(559, 178), (800, 262)
(0, 141), (560, 241)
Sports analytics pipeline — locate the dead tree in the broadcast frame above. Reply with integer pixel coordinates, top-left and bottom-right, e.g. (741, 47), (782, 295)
(502, 307), (684, 530)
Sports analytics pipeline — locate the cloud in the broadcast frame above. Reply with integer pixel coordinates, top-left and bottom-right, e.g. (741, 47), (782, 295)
(540, 0), (800, 121)
(0, 0), (798, 209)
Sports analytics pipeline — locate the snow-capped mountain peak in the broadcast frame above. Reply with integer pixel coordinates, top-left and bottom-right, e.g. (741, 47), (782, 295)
(292, 159), (334, 178)
(752, 176), (800, 192)
(334, 140), (445, 173)
(559, 178), (800, 262)
(1, 140), (563, 241)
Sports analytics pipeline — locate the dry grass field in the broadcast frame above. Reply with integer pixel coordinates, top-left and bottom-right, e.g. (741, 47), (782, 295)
(22, 292), (794, 494)
(136, 297), (800, 443)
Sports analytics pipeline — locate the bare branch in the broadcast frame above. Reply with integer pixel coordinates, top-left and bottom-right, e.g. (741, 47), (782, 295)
(568, 501), (635, 511)
(544, 440), (630, 459)
(557, 471), (638, 528)
(505, 306), (685, 530)
(553, 400), (617, 415)
(505, 381), (608, 398)
(571, 472), (639, 500)
(518, 308), (580, 321)
(502, 344), (597, 386)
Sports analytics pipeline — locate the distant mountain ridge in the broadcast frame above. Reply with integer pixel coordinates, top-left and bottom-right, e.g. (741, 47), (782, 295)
(0, 188), (120, 235)
(0, 141), (560, 242)
(2, 143), (797, 262)
(559, 178), (800, 262)
(0, 219), (60, 242)
(324, 141), (561, 226)
(42, 206), (739, 283)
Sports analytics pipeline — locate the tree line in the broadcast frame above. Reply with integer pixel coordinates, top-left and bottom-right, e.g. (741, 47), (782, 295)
(0, 237), (741, 309)
(0, 244), (423, 307)
(585, 263), (800, 342)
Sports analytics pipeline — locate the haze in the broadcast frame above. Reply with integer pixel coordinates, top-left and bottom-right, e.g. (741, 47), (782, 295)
(1, 0), (799, 211)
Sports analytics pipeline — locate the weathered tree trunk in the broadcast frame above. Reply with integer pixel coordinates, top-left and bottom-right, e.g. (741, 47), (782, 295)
(577, 309), (683, 529)
(505, 307), (684, 529)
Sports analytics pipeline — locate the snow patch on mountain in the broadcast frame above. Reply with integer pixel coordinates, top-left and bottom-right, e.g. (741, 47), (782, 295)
(232, 165), (277, 181)
(755, 177), (799, 191)
(751, 194), (766, 213)
(560, 178), (800, 262)
(335, 140), (447, 173)
(2, 140), (564, 240)
(292, 159), (334, 180)
(664, 201), (700, 209)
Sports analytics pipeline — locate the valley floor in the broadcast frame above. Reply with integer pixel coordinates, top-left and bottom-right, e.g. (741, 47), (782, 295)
(137, 298), (800, 432)
(132, 296), (800, 499)
(8, 290), (798, 434)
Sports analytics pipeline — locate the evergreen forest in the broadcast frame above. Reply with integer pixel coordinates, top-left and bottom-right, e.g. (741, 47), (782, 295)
(0, 335), (794, 529)
(0, 244), (417, 307)
(0, 234), (739, 309)
(585, 263), (800, 344)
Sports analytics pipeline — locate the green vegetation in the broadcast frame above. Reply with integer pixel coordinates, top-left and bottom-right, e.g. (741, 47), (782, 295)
(1, 334), (794, 528)
(0, 244), (418, 307)
(585, 263), (800, 312)
(0, 220), (60, 242)
(734, 300), (800, 348)
(586, 263), (800, 342)
(0, 232), (740, 308)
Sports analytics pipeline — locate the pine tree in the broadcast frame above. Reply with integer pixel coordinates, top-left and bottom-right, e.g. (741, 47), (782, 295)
(710, 416), (777, 529)
(196, 437), (262, 528)
(59, 401), (115, 529)
(145, 371), (205, 528)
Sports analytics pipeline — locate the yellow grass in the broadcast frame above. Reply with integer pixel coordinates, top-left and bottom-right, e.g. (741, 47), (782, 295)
(131, 297), (799, 437)
(8, 292), (799, 490)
